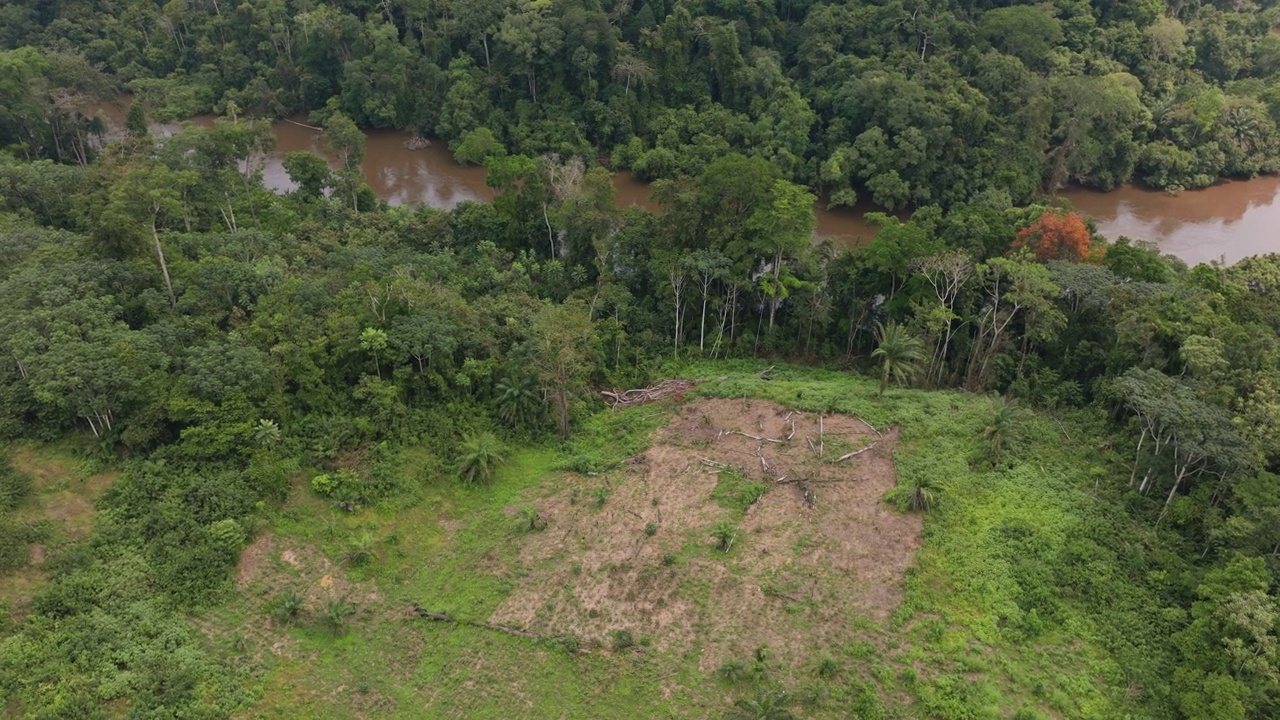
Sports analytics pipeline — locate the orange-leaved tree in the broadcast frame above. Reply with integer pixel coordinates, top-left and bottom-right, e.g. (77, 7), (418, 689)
(1013, 211), (1096, 263)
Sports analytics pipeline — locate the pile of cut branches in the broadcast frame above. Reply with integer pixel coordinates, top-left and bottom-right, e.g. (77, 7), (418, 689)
(599, 379), (697, 408)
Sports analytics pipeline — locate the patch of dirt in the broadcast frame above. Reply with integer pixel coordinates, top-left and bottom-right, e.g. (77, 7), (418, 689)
(236, 532), (380, 607)
(489, 398), (922, 673)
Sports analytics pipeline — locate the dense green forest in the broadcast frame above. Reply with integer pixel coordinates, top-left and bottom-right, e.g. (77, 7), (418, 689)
(3, 1), (1280, 719)
(5, 0), (1280, 202)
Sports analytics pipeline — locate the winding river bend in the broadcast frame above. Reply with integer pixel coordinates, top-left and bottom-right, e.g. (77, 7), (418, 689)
(106, 105), (1280, 266)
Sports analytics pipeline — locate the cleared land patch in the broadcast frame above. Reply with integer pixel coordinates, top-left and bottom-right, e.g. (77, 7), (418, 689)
(2, 444), (117, 617)
(490, 398), (921, 672)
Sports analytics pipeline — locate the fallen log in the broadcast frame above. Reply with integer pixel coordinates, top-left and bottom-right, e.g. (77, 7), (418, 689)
(410, 605), (545, 640)
(835, 443), (877, 462)
(728, 430), (784, 444)
(853, 415), (882, 438)
(411, 606), (452, 622)
(282, 117), (323, 131)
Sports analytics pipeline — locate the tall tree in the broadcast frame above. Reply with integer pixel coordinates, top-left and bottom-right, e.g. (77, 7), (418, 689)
(530, 299), (598, 439)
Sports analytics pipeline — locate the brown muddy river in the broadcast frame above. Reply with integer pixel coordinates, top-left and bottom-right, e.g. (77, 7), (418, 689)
(99, 103), (1280, 266)
(1059, 180), (1280, 266)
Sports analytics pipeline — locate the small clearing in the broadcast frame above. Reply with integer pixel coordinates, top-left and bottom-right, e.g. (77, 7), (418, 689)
(490, 398), (921, 672)
(2, 445), (118, 617)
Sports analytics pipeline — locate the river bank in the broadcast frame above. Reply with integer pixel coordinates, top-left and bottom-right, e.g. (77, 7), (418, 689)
(93, 101), (1280, 266)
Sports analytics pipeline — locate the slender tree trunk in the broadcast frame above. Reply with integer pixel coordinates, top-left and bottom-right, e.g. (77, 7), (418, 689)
(1158, 463), (1191, 523)
(543, 203), (555, 257)
(767, 254), (781, 333)
(1129, 427), (1147, 486)
(699, 281), (709, 354)
(554, 370), (570, 439)
(150, 213), (176, 309)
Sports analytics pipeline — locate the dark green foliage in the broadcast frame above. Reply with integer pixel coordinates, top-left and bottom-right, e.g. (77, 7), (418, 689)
(124, 99), (148, 137)
(456, 431), (507, 486)
(267, 590), (305, 626)
(0, 6), (1277, 713)
(815, 656), (840, 680)
(609, 629), (634, 651)
(492, 373), (542, 430)
(718, 659), (747, 683)
(0, 457), (31, 512)
(0, 515), (47, 572)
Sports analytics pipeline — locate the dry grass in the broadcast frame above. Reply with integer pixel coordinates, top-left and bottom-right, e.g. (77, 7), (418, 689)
(489, 398), (921, 673)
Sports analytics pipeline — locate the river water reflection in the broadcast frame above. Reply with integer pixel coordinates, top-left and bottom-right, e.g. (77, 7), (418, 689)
(99, 102), (1280, 266)
(1059, 180), (1280, 267)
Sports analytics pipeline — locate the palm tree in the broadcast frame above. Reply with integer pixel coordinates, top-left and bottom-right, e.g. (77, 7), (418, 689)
(870, 321), (923, 398)
(456, 431), (508, 486)
(253, 418), (281, 447)
(981, 397), (1017, 467)
(728, 690), (795, 720)
(907, 475), (937, 513)
(493, 373), (541, 429)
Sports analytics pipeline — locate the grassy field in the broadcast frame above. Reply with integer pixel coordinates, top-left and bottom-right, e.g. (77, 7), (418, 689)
(5, 362), (1163, 718)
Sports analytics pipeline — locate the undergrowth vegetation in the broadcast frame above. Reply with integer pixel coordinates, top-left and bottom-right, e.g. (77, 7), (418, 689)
(2, 362), (1210, 718)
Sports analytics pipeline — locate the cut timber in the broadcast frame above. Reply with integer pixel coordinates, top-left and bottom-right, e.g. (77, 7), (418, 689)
(600, 379), (697, 408)
(835, 443), (877, 462)
(728, 431), (784, 443)
(853, 415), (882, 438)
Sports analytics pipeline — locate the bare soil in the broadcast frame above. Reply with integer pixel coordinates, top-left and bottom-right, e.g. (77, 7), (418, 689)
(489, 398), (922, 672)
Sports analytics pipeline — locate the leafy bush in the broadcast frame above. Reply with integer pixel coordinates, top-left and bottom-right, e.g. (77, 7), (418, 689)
(518, 506), (547, 533)
(717, 659), (746, 683)
(815, 655), (840, 679)
(609, 629), (634, 651)
(0, 458), (32, 511)
(0, 515), (48, 572)
(311, 469), (364, 507)
(711, 520), (738, 552)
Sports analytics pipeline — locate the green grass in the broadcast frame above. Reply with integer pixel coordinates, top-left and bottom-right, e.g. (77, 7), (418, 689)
(0, 442), (117, 614)
(185, 362), (1170, 718)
